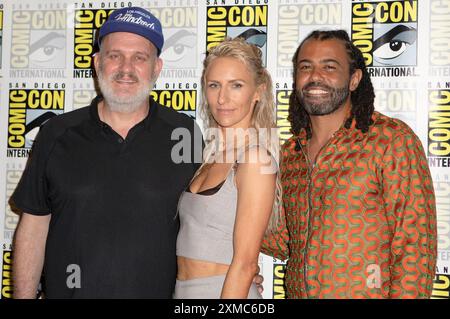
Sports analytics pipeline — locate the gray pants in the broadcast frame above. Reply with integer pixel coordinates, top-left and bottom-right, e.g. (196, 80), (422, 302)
(173, 274), (262, 299)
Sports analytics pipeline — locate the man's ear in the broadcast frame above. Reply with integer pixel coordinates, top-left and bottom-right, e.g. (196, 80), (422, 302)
(93, 52), (100, 74)
(153, 57), (163, 80)
(349, 69), (362, 92)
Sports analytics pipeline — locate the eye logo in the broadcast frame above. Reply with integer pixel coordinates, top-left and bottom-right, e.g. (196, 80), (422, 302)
(228, 27), (267, 66)
(25, 111), (58, 147)
(372, 24), (417, 67)
(29, 31), (66, 68)
(161, 29), (196, 68)
(235, 28), (267, 48)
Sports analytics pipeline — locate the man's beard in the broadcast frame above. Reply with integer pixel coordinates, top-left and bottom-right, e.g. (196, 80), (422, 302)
(97, 69), (153, 114)
(297, 81), (350, 116)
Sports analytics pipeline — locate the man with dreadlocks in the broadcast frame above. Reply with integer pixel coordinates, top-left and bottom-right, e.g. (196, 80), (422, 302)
(262, 30), (437, 299)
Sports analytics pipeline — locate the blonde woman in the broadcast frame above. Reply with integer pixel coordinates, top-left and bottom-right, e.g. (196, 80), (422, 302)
(174, 38), (281, 299)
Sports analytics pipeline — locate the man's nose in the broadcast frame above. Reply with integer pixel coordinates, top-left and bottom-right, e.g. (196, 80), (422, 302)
(309, 66), (323, 82)
(119, 57), (134, 72)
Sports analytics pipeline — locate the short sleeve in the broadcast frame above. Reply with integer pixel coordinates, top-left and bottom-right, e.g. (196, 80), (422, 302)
(11, 123), (56, 215)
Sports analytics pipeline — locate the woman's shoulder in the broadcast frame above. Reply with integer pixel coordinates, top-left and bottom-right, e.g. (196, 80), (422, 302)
(236, 143), (279, 175)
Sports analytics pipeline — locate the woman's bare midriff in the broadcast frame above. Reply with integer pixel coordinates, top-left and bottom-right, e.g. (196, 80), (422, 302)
(177, 256), (230, 280)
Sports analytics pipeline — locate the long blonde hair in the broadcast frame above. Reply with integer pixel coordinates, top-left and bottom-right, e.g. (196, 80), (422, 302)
(198, 37), (282, 234)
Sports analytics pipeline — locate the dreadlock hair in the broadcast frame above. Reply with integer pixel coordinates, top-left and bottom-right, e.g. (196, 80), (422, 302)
(288, 29), (375, 139)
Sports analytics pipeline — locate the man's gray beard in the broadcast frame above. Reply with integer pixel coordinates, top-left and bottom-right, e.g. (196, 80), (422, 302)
(97, 71), (153, 114)
(298, 84), (350, 116)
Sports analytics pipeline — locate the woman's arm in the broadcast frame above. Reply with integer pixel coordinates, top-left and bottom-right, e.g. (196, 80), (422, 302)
(221, 148), (276, 298)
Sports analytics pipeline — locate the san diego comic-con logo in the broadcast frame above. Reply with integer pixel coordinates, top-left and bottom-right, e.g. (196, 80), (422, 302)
(429, 0), (450, 76)
(10, 8), (66, 75)
(150, 5), (198, 75)
(374, 86), (417, 130)
(73, 5), (198, 78)
(427, 89), (450, 167)
(73, 8), (113, 78)
(432, 179), (450, 255)
(7, 85), (65, 158)
(432, 274), (450, 299)
(351, 0), (418, 77)
(277, 1), (342, 77)
(272, 263), (286, 299)
(1, 250), (12, 299)
(4, 164), (23, 241)
(206, 4), (268, 65)
(72, 81), (98, 110)
(151, 87), (197, 119)
(275, 85), (292, 145)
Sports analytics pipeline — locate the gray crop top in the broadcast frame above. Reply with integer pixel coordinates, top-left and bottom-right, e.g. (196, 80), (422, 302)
(176, 166), (238, 265)
(176, 145), (278, 265)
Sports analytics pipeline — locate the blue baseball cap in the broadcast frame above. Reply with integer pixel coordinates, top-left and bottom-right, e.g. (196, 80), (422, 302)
(98, 7), (164, 56)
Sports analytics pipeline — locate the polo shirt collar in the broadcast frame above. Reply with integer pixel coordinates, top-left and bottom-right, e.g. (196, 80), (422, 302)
(89, 95), (158, 131)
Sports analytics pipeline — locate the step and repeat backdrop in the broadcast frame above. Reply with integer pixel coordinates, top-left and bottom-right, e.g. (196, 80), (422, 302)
(0, 0), (449, 299)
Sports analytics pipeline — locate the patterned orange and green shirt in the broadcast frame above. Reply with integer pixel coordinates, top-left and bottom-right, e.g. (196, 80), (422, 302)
(263, 111), (437, 298)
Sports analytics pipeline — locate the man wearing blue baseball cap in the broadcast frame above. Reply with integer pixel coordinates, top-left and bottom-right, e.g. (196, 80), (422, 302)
(98, 6), (164, 56)
(12, 7), (201, 298)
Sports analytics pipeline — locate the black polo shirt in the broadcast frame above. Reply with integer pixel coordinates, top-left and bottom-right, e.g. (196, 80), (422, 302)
(12, 96), (201, 298)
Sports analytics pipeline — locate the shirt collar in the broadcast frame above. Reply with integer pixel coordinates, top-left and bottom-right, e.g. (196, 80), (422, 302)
(297, 113), (368, 145)
(89, 95), (158, 130)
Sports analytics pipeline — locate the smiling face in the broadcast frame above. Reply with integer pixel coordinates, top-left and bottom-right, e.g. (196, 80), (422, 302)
(94, 32), (162, 113)
(295, 38), (361, 116)
(205, 56), (261, 129)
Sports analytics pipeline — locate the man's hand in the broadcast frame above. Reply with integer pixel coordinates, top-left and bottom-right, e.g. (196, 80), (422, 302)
(252, 266), (264, 294)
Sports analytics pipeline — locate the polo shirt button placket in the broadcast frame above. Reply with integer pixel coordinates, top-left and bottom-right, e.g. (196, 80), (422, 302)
(118, 137), (128, 154)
